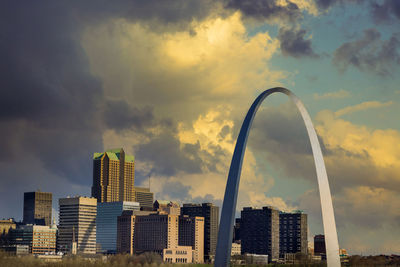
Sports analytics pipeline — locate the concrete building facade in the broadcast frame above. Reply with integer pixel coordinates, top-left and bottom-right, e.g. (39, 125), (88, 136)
(240, 206), (279, 262)
(133, 214), (178, 254)
(181, 203), (219, 262)
(163, 246), (193, 263)
(133, 187), (154, 209)
(23, 191), (52, 226)
(92, 148), (135, 203)
(179, 215), (204, 263)
(279, 211), (308, 257)
(9, 225), (57, 254)
(97, 201), (140, 253)
(116, 210), (157, 254)
(58, 196), (97, 254)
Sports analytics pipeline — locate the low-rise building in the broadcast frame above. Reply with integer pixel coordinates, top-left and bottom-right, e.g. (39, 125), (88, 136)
(231, 242), (241, 256)
(9, 225), (57, 254)
(163, 246), (193, 263)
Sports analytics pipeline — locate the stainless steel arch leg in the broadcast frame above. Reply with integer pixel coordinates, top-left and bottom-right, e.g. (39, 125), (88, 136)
(214, 87), (340, 267)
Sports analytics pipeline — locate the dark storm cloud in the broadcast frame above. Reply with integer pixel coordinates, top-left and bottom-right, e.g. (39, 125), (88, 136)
(314, 0), (365, 10)
(136, 129), (219, 177)
(225, 0), (302, 23)
(0, 0), (223, 221)
(278, 28), (319, 58)
(0, 1), (104, 183)
(104, 100), (155, 131)
(371, 0), (400, 23)
(333, 29), (400, 76)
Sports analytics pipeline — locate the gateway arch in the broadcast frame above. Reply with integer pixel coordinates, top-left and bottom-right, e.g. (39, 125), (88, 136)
(214, 87), (340, 267)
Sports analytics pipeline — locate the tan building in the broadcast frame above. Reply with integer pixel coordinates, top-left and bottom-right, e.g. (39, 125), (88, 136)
(133, 187), (154, 209)
(231, 242), (241, 256)
(92, 148), (135, 203)
(9, 225), (57, 254)
(116, 210), (157, 254)
(179, 215), (204, 263)
(163, 246), (193, 263)
(23, 191), (52, 226)
(134, 214), (179, 254)
(154, 200), (180, 215)
(58, 197), (97, 254)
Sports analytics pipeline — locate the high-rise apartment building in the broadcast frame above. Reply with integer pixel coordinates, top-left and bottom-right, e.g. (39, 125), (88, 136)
(23, 191), (52, 226)
(279, 211), (308, 257)
(92, 148), (135, 203)
(154, 200), (181, 215)
(9, 225), (57, 254)
(181, 203), (219, 262)
(58, 196), (97, 254)
(96, 201), (140, 253)
(133, 187), (154, 209)
(241, 206), (280, 262)
(116, 210), (157, 254)
(179, 215), (204, 263)
(133, 214), (179, 254)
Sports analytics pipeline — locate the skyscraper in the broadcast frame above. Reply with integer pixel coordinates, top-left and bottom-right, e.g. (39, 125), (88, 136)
(58, 196), (97, 254)
(23, 191), (52, 226)
(279, 211), (308, 257)
(96, 201), (140, 253)
(92, 148), (135, 203)
(181, 203), (219, 262)
(179, 215), (204, 263)
(133, 187), (154, 209)
(240, 206), (280, 262)
(314, 235), (326, 256)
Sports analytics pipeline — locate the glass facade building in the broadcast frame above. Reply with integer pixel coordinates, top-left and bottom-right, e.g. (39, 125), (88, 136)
(96, 201), (140, 253)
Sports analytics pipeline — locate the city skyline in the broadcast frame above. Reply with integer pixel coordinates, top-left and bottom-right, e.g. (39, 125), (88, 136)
(1, 0), (400, 256)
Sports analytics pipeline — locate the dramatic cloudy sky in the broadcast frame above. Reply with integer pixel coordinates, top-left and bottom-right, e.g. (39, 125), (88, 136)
(1, 0), (399, 255)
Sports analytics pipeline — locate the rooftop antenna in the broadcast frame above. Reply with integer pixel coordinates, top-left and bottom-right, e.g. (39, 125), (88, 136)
(148, 174), (151, 190)
(72, 226), (75, 243)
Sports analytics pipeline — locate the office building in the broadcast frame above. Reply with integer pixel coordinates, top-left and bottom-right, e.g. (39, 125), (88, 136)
(133, 187), (154, 209)
(154, 200), (180, 215)
(97, 201), (140, 253)
(241, 206), (279, 262)
(314, 235), (326, 255)
(23, 191), (52, 226)
(181, 203), (219, 262)
(179, 215), (204, 263)
(134, 214), (179, 254)
(279, 211), (308, 257)
(116, 210), (157, 254)
(58, 196), (97, 254)
(92, 148), (135, 203)
(9, 225), (57, 254)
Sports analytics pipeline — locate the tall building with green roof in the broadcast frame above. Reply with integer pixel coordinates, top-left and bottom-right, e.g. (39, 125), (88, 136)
(91, 148), (135, 202)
